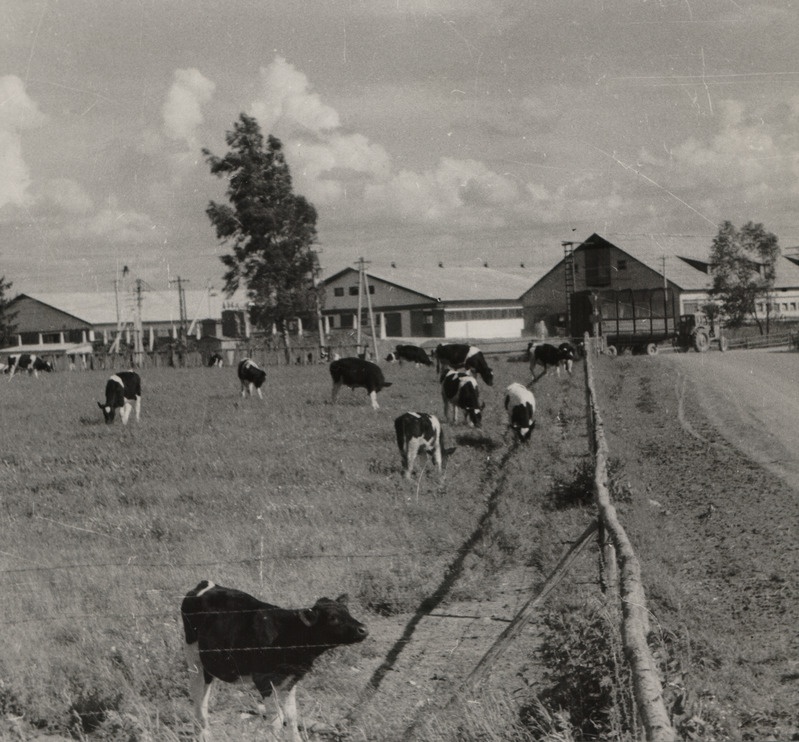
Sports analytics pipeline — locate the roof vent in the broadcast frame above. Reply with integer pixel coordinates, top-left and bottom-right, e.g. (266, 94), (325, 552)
(438, 261), (443, 268)
(520, 262), (525, 268)
(483, 261), (489, 268)
(391, 261), (396, 268)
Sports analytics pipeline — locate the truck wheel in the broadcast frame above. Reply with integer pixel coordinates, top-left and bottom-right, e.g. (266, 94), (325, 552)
(719, 336), (729, 352)
(693, 331), (710, 353)
(646, 343), (658, 356)
(605, 345), (618, 357)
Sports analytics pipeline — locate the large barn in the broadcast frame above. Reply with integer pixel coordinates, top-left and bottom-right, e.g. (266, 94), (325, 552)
(321, 264), (538, 340)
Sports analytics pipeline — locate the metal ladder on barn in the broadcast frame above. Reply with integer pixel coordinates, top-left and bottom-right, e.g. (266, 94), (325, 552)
(563, 241), (576, 335)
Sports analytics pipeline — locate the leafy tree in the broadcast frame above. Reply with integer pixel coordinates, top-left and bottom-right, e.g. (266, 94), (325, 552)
(0, 276), (16, 347)
(709, 220), (780, 334)
(203, 113), (321, 360)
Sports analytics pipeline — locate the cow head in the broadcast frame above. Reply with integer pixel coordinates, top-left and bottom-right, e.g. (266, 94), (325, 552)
(298, 595), (369, 645)
(98, 402), (116, 424)
(465, 400), (485, 428)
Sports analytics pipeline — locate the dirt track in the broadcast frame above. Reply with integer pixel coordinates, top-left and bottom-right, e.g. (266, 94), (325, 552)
(592, 348), (799, 741)
(664, 348), (799, 492)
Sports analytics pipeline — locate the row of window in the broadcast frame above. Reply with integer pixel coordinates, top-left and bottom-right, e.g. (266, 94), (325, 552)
(333, 285), (376, 297)
(757, 301), (798, 313)
(444, 308), (522, 321)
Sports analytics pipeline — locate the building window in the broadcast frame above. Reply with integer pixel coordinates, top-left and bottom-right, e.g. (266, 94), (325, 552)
(334, 287), (344, 297)
(20, 332), (39, 345)
(339, 314), (354, 329)
(348, 286), (359, 295)
(42, 332), (61, 344)
(369, 285), (375, 294)
(617, 259), (627, 271)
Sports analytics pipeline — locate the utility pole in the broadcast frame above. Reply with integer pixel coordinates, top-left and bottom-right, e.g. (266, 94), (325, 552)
(133, 279), (145, 362)
(355, 257), (379, 361)
(169, 276), (189, 343)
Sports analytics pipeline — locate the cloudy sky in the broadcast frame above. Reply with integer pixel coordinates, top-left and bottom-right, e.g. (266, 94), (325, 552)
(2, 0), (799, 295)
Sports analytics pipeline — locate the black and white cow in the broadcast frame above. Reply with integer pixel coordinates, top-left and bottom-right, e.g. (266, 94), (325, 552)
(504, 382), (536, 443)
(385, 344), (433, 367)
(97, 371), (141, 425)
(440, 369), (484, 427)
(528, 342), (576, 382)
(7, 354), (54, 379)
(208, 353), (224, 368)
(394, 412), (448, 479)
(330, 357), (392, 410)
(181, 580), (368, 741)
(237, 358), (267, 399)
(434, 344), (493, 386)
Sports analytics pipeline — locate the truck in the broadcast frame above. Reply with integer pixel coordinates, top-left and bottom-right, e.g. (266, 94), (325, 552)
(570, 288), (726, 355)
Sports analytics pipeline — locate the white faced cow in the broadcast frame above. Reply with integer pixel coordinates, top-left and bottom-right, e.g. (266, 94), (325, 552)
(330, 357), (392, 410)
(440, 369), (484, 427)
(394, 412), (448, 479)
(98, 371), (141, 425)
(504, 382), (536, 443)
(529, 342), (576, 383)
(434, 344), (493, 386)
(238, 358), (267, 398)
(181, 580), (368, 741)
(7, 354), (54, 379)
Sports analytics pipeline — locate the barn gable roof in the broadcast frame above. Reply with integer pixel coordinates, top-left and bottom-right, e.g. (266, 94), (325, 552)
(322, 264), (539, 303)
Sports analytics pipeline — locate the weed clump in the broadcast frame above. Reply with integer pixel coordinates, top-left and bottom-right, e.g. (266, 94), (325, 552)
(521, 604), (636, 741)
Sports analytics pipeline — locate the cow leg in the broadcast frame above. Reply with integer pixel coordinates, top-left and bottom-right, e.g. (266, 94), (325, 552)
(120, 402), (132, 426)
(368, 390), (379, 410)
(184, 643), (212, 739)
(431, 440), (442, 473)
(405, 439), (420, 479)
(331, 380), (342, 404)
(240, 381), (247, 398)
(134, 396), (141, 422)
(255, 384), (263, 400)
(282, 685), (300, 742)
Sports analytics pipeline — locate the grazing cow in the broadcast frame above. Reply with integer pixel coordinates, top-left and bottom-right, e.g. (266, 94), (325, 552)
(434, 344), (493, 386)
(7, 354), (54, 379)
(385, 344), (433, 367)
(394, 412), (448, 479)
(97, 371), (141, 425)
(208, 353), (224, 368)
(529, 342), (576, 382)
(440, 369), (484, 427)
(238, 358), (267, 399)
(330, 357), (392, 410)
(181, 580), (368, 741)
(504, 382), (536, 443)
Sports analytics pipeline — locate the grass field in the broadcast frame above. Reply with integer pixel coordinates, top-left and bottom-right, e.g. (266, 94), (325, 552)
(0, 358), (602, 740)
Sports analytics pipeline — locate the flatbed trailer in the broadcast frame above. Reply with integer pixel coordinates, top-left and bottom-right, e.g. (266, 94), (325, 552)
(570, 288), (680, 355)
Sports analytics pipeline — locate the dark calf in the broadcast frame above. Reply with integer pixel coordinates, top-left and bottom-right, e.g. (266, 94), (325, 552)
(394, 412), (449, 479)
(181, 580), (368, 740)
(330, 357), (392, 410)
(238, 358), (267, 399)
(434, 343), (493, 386)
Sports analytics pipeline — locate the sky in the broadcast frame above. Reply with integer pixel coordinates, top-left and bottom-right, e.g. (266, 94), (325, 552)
(2, 0), (799, 297)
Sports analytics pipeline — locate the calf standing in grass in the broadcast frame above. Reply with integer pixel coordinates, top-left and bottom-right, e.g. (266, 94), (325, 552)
(238, 358), (267, 399)
(181, 580), (368, 741)
(7, 353), (54, 379)
(98, 371), (141, 425)
(529, 342), (576, 382)
(440, 369), (484, 427)
(394, 412), (447, 479)
(504, 382), (536, 442)
(330, 357), (392, 410)
(385, 344), (433, 367)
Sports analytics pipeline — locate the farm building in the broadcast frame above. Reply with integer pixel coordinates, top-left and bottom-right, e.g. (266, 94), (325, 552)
(1, 289), (249, 364)
(522, 233), (716, 336)
(320, 264), (539, 340)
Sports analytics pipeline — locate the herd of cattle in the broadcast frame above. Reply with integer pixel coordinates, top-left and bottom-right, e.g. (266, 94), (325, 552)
(7, 340), (576, 739)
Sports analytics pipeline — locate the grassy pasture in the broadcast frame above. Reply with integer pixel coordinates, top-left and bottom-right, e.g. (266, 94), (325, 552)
(0, 358), (595, 740)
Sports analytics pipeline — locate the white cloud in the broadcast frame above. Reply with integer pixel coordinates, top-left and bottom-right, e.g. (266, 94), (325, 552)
(162, 68), (216, 149)
(0, 75), (46, 210)
(64, 202), (158, 244)
(251, 57), (339, 134)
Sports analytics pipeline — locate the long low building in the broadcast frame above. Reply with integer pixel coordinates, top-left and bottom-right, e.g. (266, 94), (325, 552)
(320, 263), (540, 340)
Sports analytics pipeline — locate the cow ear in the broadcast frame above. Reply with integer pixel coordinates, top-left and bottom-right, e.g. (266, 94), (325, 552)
(97, 402), (104, 409)
(335, 593), (349, 606)
(299, 607), (318, 627)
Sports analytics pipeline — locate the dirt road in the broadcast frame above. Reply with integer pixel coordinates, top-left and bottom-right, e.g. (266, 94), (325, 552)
(662, 348), (799, 491)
